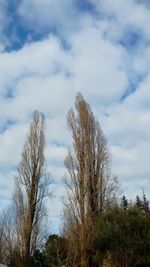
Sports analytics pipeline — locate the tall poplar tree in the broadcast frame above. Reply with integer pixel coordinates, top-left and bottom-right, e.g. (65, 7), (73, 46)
(14, 111), (49, 267)
(64, 93), (118, 267)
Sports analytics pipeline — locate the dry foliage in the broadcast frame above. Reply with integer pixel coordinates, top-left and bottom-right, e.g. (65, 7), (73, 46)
(63, 93), (118, 267)
(13, 111), (50, 266)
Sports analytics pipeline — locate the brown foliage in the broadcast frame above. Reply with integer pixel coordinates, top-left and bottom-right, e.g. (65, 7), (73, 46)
(63, 93), (118, 267)
(13, 111), (50, 266)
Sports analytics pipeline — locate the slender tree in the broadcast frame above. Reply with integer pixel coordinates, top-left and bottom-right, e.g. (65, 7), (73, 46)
(14, 111), (50, 267)
(142, 191), (149, 212)
(64, 93), (118, 267)
(136, 195), (142, 209)
(0, 213), (4, 263)
(120, 195), (128, 211)
(0, 208), (19, 267)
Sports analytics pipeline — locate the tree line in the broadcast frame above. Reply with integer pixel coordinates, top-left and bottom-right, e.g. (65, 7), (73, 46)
(0, 93), (149, 267)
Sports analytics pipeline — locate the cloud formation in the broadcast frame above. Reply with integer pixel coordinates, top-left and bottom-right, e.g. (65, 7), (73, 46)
(0, 0), (150, 231)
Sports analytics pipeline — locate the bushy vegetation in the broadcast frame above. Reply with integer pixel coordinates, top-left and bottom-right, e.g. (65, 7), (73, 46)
(94, 197), (150, 267)
(27, 194), (149, 267)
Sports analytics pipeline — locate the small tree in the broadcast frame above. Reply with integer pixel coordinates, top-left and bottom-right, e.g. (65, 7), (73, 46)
(120, 195), (128, 211)
(0, 208), (19, 267)
(0, 213), (4, 262)
(14, 111), (50, 267)
(135, 193), (149, 212)
(136, 195), (142, 208)
(45, 234), (68, 267)
(142, 191), (149, 212)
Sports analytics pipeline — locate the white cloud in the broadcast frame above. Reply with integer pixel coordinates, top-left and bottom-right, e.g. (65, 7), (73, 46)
(91, 0), (150, 38)
(0, 36), (75, 125)
(17, 0), (78, 35)
(70, 24), (128, 103)
(111, 142), (150, 199)
(126, 74), (150, 108)
(0, 123), (27, 168)
(0, 36), (71, 94)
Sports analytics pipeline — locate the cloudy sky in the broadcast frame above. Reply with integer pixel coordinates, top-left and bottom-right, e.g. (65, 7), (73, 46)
(0, 0), (150, 232)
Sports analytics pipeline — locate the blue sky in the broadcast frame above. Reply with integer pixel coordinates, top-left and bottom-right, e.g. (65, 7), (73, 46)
(0, 0), (150, 232)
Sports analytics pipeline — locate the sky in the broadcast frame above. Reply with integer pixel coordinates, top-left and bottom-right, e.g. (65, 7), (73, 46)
(0, 0), (150, 233)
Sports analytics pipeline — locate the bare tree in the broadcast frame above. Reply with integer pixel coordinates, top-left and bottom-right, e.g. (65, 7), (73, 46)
(64, 93), (118, 267)
(0, 214), (4, 263)
(0, 208), (19, 267)
(14, 111), (50, 266)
